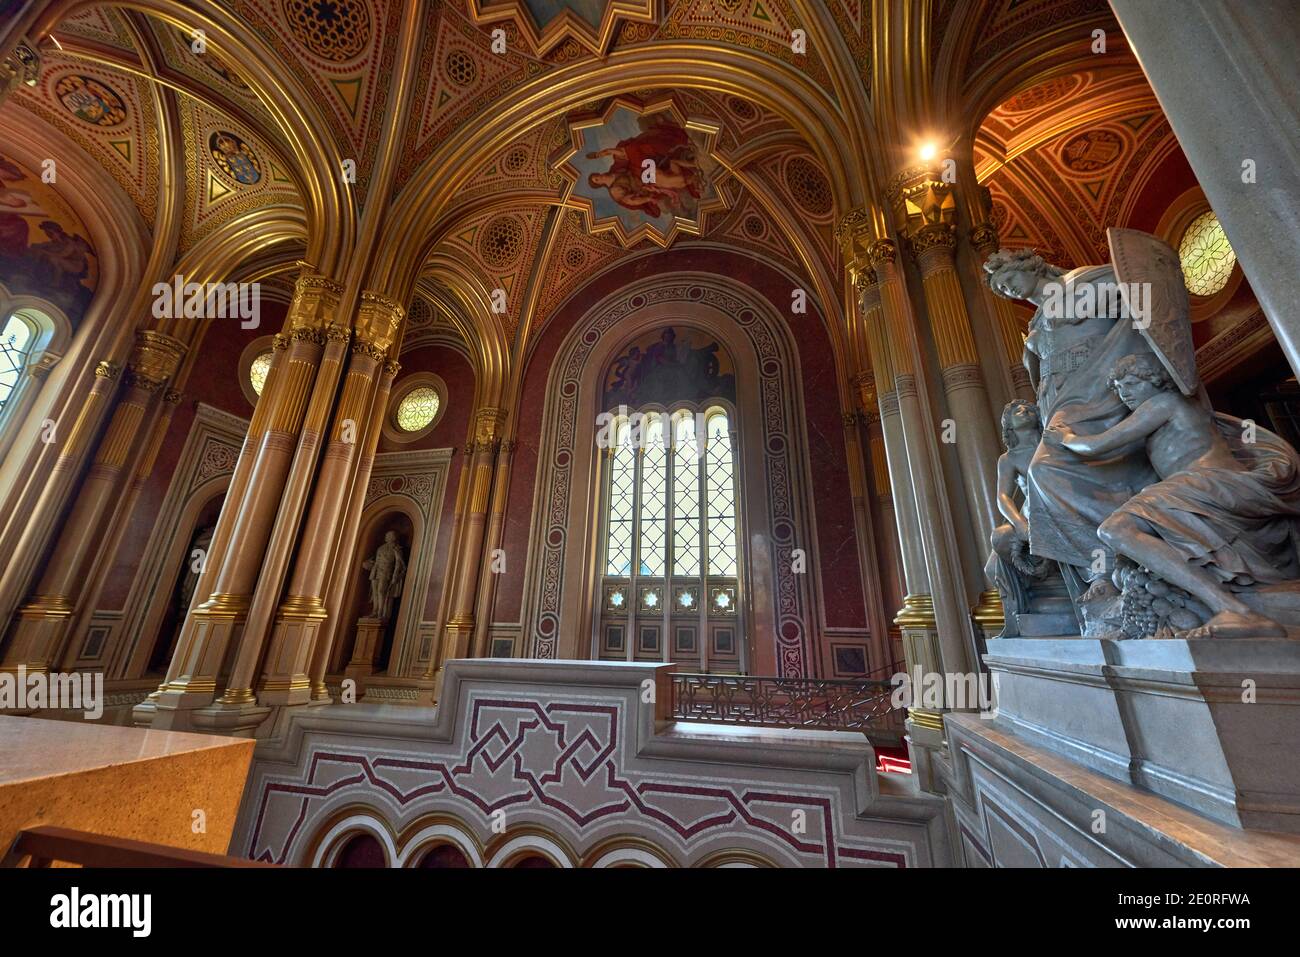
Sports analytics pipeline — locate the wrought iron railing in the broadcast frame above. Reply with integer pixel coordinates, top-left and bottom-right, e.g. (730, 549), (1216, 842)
(669, 672), (904, 734)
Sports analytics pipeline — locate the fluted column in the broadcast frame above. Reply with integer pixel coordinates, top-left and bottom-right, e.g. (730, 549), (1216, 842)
(854, 382), (904, 663)
(870, 238), (977, 738)
(471, 438), (515, 659)
(4, 331), (184, 671)
(308, 358), (400, 701)
(970, 221), (1033, 398)
(256, 293), (404, 706)
(428, 407), (506, 685)
(910, 225), (1003, 623)
(854, 279), (930, 605)
(150, 271), (344, 718)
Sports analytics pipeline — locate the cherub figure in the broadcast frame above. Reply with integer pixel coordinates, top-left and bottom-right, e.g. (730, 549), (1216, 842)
(1047, 353), (1300, 639)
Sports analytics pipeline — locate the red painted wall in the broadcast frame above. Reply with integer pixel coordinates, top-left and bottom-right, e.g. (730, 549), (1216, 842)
(492, 246), (868, 643)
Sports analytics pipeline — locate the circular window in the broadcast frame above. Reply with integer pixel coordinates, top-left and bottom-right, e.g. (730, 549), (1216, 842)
(385, 374), (447, 443)
(1178, 210), (1237, 298)
(396, 387), (440, 432)
(249, 351), (272, 396)
(237, 336), (277, 408)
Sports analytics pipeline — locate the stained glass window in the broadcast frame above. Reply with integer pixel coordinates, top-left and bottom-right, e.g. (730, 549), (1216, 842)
(672, 415), (701, 576)
(248, 350), (272, 397)
(396, 386), (440, 432)
(602, 408), (740, 601)
(639, 416), (667, 575)
(606, 421), (635, 576)
(705, 412), (738, 576)
(0, 314), (34, 414)
(1178, 210), (1236, 297)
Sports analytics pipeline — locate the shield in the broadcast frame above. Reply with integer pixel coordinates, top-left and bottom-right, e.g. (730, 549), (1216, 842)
(1108, 227), (1197, 395)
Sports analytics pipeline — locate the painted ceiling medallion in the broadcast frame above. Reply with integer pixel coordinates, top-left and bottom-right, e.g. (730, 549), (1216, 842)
(468, 0), (657, 56)
(55, 74), (127, 127)
(209, 131), (263, 186)
(554, 96), (727, 249)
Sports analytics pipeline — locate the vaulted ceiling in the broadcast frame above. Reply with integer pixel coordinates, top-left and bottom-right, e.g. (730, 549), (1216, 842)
(2, 0), (1167, 390)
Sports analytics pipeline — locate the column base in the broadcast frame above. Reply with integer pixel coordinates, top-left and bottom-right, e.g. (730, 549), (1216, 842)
(189, 697), (273, 736)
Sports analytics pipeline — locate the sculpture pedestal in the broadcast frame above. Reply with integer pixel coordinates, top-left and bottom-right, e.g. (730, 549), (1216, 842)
(983, 638), (1300, 834)
(343, 617), (385, 693)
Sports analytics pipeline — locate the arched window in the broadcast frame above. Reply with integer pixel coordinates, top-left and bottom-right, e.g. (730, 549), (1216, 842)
(0, 305), (64, 462)
(0, 312), (34, 413)
(598, 404), (743, 672)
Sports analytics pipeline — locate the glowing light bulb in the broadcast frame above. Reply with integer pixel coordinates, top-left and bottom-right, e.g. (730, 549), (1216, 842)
(919, 142), (937, 162)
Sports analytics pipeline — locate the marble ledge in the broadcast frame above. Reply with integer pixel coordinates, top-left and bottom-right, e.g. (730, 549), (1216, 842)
(0, 715), (254, 858)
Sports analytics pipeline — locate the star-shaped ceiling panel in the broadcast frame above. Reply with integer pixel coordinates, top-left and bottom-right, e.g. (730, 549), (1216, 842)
(554, 95), (727, 248)
(468, 0), (657, 56)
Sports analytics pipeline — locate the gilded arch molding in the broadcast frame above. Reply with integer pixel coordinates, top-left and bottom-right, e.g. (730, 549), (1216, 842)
(375, 45), (877, 294)
(33, 0), (356, 273)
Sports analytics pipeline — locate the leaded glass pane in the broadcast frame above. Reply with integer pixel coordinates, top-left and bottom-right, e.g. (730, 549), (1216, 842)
(0, 315), (32, 413)
(396, 386), (440, 432)
(673, 415), (701, 576)
(1178, 210), (1236, 297)
(639, 416), (667, 576)
(705, 412), (737, 576)
(248, 351), (272, 397)
(605, 422), (635, 576)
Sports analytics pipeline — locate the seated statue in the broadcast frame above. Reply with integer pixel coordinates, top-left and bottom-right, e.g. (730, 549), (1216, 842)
(1048, 353), (1300, 638)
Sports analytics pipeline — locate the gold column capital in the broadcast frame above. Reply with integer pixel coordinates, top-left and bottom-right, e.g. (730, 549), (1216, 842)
(289, 271), (345, 334)
(474, 407), (508, 447)
(911, 222), (959, 276)
(128, 329), (186, 389)
(835, 206), (875, 256)
(356, 290), (406, 356)
(969, 221), (1001, 256)
(868, 239), (898, 268)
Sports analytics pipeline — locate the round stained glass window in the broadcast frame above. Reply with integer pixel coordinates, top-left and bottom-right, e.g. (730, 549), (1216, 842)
(249, 351), (272, 396)
(396, 386), (440, 433)
(1178, 210), (1237, 297)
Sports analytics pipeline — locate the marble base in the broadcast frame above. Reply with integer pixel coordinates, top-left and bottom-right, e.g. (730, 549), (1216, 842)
(984, 638), (1300, 833)
(0, 715), (254, 857)
(945, 712), (1300, 867)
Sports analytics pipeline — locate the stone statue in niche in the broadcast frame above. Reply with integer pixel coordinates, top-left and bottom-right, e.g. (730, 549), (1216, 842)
(985, 400), (1076, 637)
(985, 227), (1300, 639)
(363, 530), (407, 622)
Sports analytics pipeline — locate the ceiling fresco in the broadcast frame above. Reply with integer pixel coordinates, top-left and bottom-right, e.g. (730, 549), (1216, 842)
(0, 149), (98, 323)
(555, 96), (726, 247)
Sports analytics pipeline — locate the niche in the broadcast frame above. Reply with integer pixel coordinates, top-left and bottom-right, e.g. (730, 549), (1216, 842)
(147, 493), (225, 675)
(335, 509), (415, 675)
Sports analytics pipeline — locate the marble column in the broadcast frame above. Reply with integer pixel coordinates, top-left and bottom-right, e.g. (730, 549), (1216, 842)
(869, 238), (978, 745)
(471, 438), (515, 659)
(969, 221), (1033, 399)
(4, 331), (184, 671)
(1109, 0), (1300, 378)
(149, 272), (344, 720)
(308, 358), (400, 701)
(255, 294), (404, 708)
(427, 407), (506, 687)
